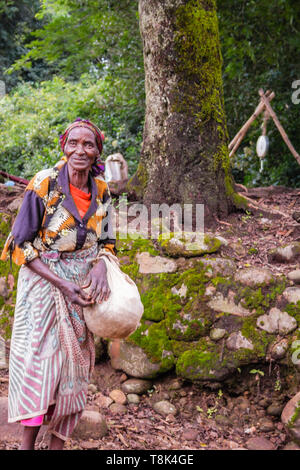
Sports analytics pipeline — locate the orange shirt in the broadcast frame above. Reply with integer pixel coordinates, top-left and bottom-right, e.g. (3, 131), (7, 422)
(69, 183), (91, 218)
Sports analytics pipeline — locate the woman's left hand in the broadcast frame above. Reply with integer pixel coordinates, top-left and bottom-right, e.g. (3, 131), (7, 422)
(81, 259), (111, 303)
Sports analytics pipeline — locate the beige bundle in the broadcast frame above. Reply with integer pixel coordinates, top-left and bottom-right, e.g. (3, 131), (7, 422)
(83, 251), (144, 339)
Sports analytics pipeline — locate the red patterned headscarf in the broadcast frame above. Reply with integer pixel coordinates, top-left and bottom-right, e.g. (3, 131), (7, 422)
(59, 118), (105, 176)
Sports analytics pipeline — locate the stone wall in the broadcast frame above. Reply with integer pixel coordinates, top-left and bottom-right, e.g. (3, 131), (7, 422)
(106, 233), (300, 388)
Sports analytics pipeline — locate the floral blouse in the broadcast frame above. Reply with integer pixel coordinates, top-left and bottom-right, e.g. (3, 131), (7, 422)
(1, 161), (116, 266)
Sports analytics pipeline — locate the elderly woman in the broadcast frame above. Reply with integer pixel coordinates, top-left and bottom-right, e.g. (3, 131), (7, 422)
(1, 118), (116, 450)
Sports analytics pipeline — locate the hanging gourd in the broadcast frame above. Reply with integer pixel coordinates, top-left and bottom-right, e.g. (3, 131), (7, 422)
(229, 89), (300, 169)
(256, 110), (270, 172)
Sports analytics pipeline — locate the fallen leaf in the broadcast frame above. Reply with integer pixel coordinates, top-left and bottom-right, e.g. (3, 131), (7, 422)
(117, 433), (129, 447)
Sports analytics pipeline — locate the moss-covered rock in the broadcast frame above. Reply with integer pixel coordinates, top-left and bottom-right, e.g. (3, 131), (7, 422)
(175, 342), (235, 382)
(281, 391), (300, 444)
(158, 231), (222, 258)
(109, 233), (299, 383)
(3, 208), (299, 385)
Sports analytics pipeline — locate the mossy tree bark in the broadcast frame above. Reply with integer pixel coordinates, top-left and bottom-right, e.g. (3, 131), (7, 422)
(129, 0), (243, 224)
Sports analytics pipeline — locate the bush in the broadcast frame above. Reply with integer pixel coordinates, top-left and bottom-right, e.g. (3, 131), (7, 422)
(0, 74), (143, 179)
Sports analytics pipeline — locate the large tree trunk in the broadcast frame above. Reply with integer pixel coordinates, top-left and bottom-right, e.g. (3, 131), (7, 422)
(129, 0), (244, 224)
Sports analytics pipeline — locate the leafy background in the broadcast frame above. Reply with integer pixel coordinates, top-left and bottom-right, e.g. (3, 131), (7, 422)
(0, 0), (300, 187)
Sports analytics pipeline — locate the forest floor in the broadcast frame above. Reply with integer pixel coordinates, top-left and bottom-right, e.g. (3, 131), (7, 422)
(0, 359), (298, 451)
(0, 183), (300, 451)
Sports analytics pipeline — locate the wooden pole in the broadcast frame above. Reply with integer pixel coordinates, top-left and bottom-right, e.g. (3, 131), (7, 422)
(262, 108), (270, 136)
(0, 170), (28, 185)
(228, 90), (274, 151)
(259, 89), (300, 166)
(229, 91), (275, 157)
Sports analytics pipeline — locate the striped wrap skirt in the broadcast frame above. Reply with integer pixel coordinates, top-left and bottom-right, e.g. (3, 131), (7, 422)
(8, 245), (97, 441)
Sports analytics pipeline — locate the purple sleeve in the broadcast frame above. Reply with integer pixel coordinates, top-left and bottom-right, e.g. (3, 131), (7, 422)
(12, 190), (45, 246)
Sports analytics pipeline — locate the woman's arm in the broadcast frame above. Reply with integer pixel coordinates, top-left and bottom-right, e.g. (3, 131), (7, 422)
(27, 257), (94, 307)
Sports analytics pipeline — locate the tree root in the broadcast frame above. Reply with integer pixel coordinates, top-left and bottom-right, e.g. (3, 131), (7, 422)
(237, 192), (289, 219)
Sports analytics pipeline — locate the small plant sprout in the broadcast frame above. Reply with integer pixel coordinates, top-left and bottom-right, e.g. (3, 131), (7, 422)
(250, 369), (264, 396)
(206, 407), (217, 419)
(241, 210), (252, 223)
(274, 379), (281, 392)
(250, 369), (264, 377)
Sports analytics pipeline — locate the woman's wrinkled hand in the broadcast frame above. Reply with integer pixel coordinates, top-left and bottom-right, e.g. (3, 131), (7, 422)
(27, 257), (94, 307)
(81, 258), (111, 303)
(60, 280), (94, 307)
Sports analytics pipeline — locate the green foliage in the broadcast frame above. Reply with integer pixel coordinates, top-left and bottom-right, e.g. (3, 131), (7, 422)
(8, 0), (145, 130)
(0, 75), (143, 178)
(0, 0), (55, 90)
(1, 0), (300, 187)
(1, 0), (144, 179)
(218, 0), (300, 187)
(0, 213), (20, 339)
(11, 0), (142, 80)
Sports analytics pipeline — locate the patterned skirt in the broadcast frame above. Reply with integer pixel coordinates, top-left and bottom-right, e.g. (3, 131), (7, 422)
(8, 245), (97, 440)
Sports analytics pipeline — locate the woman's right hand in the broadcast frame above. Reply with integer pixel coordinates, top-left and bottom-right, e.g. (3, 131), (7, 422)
(27, 257), (94, 307)
(59, 280), (94, 307)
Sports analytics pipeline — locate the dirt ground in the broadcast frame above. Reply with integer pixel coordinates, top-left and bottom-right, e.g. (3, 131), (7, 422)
(0, 358), (298, 451)
(0, 182), (300, 451)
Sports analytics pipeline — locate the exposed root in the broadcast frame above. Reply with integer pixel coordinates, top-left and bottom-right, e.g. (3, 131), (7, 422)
(234, 183), (248, 193)
(237, 192), (290, 219)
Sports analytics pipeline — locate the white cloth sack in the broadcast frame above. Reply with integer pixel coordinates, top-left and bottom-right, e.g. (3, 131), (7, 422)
(83, 251), (144, 339)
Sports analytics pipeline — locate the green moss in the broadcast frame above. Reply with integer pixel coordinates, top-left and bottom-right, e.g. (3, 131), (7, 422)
(0, 303), (15, 339)
(180, 264), (209, 295)
(126, 164), (149, 199)
(176, 348), (215, 381)
(210, 276), (233, 295)
(224, 174), (249, 210)
(204, 234), (222, 253)
(175, 325), (275, 382)
(284, 301), (300, 329)
(173, 1), (246, 209)
(158, 232), (221, 258)
(117, 236), (160, 261)
(128, 319), (175, 374)
(239, 287), (269, 315)
(174, 0), (225, 127)
(165, 308), (211, 341)
(0, 213), (20, 339)
(241, 316), (274, 358)
(124, 255), (216, 363)
(175, 339), (234, 382)
(248, 247), (258, 255)
(288, 402), (300, 427)
(136, 265), (211, 330)
(237, 278), (286, 315)
(120, 261), (140, 281)
(116, 228), (295, 382)
(170, 339), (197, 357)
(141, 281), (182, 322)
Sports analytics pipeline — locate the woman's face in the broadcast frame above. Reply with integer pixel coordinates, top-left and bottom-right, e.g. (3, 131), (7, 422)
(64, 127), (99, 172)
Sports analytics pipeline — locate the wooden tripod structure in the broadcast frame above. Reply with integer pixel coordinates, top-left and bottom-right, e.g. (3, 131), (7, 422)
(228, 89), (300, 166)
